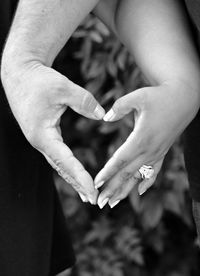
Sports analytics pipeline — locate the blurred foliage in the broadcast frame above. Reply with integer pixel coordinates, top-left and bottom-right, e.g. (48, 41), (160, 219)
(54, 15), (200, 276)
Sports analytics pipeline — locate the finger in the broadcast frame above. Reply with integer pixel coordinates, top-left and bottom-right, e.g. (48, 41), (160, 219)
(138, 159), (164, 195)
(103, 88), (146, 122)
(108, 171), (141, 208)
(94, 116), (147, 188)
(43, 152), (88, 203)
(65, 79), (105, 120)
(97, 158), (143, 208)
(40, 130), (98, 204)
(99, 158), (163, 209)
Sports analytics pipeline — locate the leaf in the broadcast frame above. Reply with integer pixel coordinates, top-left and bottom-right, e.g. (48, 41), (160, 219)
(141, 193), (164, 229)
(107, 59), (118, 77)
(163, 191), (181, 216)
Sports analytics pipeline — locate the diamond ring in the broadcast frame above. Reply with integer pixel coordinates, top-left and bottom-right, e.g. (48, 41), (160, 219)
(138, 165), (154, 179)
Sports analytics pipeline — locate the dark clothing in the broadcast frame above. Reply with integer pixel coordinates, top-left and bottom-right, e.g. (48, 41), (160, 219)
(185, 0), (200, 34)
(184, 0), (200, 243)
(0, 1), (75, 275)
(184, 0), (200, 202)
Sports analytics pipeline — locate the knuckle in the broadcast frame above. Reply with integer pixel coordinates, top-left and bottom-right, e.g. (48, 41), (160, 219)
(116, 185), (124, 196)
(112, 187), (125, 201)
(120, 171), (133, 182)
(71, 181), (82, 193)
(103, 184), (116, 197)
(135, 134), (155, 157)
(106, 188), (116, 198)
(151, 147), (161, 158)
(49, 156), (84, 194)
(49, 76), (69, 103)
(146, 145), (165, 162)
(116, 159), (128, 170)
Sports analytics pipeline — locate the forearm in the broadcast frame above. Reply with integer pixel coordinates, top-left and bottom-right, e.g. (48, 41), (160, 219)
(114, 0), (200, 87)
(95, 0), (200, 122)
(2, 0), (99, 79)
(95, 0), (200, 90)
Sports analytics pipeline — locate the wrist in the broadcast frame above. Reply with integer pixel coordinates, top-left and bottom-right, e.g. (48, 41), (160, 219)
(162, 77), (200, 117)
(1, 46), (43, 89)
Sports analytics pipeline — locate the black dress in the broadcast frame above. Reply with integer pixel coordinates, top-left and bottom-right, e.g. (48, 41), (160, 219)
(0, 1), (75, 275)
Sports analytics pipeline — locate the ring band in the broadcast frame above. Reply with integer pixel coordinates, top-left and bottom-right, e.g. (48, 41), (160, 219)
(139, 165), (154, 179)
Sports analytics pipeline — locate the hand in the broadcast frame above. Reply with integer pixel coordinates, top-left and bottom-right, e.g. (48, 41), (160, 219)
(2, 63), (105, 204)
(95, 81), (199, 208)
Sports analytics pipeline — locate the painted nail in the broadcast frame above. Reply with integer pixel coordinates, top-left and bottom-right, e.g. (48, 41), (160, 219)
(98, 198), (109, 209)
(109, 200), (120, 209)
(95, 180), (105, 189)
(94, 105), (105, 119)
(103, 109), (115, 122)
(79, 193), (88, 203)
(138, 185), (147, 196)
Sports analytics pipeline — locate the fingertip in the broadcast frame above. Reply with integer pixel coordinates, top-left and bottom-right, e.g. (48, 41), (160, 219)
(109, 199), (120, 208)
(95, 180), (105, 189)
(94, 105), (105, 120)
(138, 178), (155, 196)
(103, 109), (116, 122)
(79, 193), (88, 203)
(88, 188), (99, 205)
(94, 173), (103, 186)
(138, 183), (147, 196)
(98, 198), (109, 209)
(97, 192), (106, 208)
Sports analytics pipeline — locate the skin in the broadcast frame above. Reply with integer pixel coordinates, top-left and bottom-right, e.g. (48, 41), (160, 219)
(1, 0), (105, 204)
(1, 0), (200, 209)
(94, 0), (200, 208)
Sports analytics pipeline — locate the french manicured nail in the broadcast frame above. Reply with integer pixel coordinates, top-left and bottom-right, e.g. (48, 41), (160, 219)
(94, 105), (105, 119)
(95, 180), (105, 189)
(79, 193), (88, 203)
(138, 185), (147, 196)
(103, 109), (115, 122)
(109, 200), (120, 208)
(98, 198), (109, 209)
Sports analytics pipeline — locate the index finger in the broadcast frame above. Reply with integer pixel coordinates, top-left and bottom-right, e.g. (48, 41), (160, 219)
(40, 132), (98, 204)
(94, 117), (147, 187)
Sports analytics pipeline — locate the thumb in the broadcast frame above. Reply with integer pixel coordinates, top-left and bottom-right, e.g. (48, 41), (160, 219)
(66, 79), (105, 120)
(103, 88), (147, 122)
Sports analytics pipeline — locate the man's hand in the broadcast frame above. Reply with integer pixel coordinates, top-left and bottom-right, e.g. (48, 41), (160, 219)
(1, 0), (103, 203)
(2, 63), (104, 203)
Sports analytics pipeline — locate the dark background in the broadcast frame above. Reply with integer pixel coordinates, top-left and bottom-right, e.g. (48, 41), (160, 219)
(53, 15), (200, 276)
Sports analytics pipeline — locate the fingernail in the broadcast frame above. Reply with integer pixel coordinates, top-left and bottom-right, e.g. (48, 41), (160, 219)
(138, 184), (147, 196)
(109, 200), (120, 208)
(95, 180), (105, 189)
(94, 105), (105, 119)
(98, 198), (109, 209)
(89, 198), (96, 205)
(79, 193), (88, 203)
(103, 109), (115, 122)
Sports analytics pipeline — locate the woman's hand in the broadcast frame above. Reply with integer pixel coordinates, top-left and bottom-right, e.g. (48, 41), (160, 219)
(95, 81), (200, 209)
(2, 63), (105, 204)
